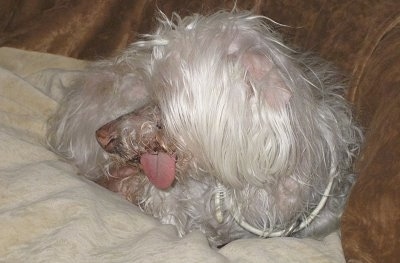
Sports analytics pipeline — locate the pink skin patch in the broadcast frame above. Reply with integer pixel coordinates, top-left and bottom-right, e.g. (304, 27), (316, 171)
(140, 152), (176, 190)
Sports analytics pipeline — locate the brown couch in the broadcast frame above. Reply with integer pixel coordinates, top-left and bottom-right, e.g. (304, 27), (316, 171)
(1, 0), (399, 262)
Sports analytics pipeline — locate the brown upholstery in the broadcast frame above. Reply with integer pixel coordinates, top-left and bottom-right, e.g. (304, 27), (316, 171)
(1, 0), (399, 262)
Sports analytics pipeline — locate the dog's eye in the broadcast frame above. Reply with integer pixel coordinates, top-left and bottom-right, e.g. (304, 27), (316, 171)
(156, 122), (162, 130)
(130, 156), (140, 163)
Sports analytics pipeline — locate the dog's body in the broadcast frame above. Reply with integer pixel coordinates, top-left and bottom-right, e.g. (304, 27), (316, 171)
(48, 11), (362, 247)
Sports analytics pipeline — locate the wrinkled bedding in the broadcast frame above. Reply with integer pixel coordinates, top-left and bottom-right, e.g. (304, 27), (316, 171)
(0, 47), (345, 262)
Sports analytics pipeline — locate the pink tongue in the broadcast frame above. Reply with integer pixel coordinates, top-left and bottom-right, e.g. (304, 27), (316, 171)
(140, 152), (176, 190)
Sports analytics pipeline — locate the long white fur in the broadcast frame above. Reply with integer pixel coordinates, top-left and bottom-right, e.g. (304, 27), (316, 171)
(47, 10), (362, 247)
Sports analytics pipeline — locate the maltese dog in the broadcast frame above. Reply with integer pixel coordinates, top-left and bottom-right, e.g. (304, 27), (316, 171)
(48, 10), (362, 247)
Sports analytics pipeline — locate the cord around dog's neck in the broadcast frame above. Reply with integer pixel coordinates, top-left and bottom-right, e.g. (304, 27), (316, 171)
(214, 175), (334, 238)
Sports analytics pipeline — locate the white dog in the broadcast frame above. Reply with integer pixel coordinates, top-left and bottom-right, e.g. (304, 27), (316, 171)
(48, 10), (362, 247)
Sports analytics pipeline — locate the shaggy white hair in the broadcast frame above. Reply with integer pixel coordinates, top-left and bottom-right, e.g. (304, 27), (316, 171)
(48, 10), (362, 247)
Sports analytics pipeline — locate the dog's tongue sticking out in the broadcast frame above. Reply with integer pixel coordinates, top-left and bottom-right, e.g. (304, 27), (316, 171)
(140, 152), (176, 189)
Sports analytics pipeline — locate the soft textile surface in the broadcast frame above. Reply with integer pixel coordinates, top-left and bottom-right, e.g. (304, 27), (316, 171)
(0, 47), (346, 262)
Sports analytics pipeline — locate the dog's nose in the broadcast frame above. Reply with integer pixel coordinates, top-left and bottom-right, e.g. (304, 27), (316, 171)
(96, 126), (118, 153)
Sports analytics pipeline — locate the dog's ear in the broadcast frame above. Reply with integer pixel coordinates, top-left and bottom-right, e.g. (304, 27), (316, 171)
(229, 43), (292, 108)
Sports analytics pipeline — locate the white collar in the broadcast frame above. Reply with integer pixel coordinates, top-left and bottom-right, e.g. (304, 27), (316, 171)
(214, 175), (334, 237)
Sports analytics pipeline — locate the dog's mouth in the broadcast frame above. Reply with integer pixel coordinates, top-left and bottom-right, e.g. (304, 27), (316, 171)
(95, 106), (178, 190)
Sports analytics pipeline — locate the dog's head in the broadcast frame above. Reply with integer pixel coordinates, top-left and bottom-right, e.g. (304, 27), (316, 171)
(96, 11), (316, 190)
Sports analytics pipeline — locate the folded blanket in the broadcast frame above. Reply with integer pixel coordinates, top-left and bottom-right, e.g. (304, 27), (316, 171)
(0, 47), (345, 263)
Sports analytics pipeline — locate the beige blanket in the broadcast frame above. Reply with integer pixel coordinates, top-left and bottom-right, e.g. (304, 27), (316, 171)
(0, 47), (345, 263)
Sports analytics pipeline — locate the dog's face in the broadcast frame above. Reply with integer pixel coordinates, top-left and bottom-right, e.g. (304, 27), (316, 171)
(96, 105), (182, 190)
